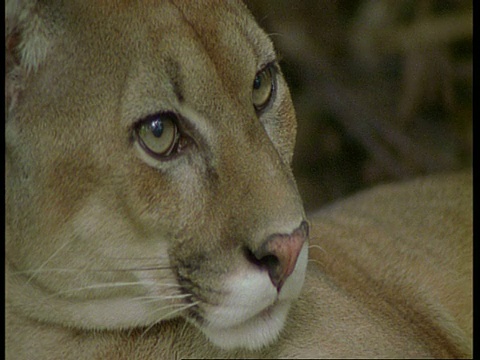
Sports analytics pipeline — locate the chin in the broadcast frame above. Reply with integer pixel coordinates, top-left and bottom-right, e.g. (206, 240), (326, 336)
(193, 244), (308, 351)
(202, 300), (291, 350)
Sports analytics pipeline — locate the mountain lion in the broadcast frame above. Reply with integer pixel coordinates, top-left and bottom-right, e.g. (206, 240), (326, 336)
(5, 0), (472, 358)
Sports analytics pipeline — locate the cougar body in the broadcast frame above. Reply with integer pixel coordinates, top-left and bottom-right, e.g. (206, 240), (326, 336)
(5, 0), (472, 358)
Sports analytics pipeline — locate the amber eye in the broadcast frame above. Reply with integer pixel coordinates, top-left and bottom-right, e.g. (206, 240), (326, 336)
(252, 65), (275, 111)
(135, 112), (179, 158)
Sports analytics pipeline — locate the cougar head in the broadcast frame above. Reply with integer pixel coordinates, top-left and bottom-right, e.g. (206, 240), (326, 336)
(5, 0), (308, 350)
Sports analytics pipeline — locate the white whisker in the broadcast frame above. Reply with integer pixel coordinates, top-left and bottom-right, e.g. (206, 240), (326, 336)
(117, 266), (173, 272)
(308, 244), (327, 253)
(13, 268), (80, 275)
(43, 281), (154, 299)
(140, 302), (199, 339)
(136, 294), (192, 304)
(14, 265), (173, 277)
(179, 315), (191, 336)
(142, 283), (182, 288)
(26, 240), (73, 284)
(267, 32), (284, 38)
(144, 302), (192, 319)
(104, 256), (170, 261)
(308, 259), (324, 267)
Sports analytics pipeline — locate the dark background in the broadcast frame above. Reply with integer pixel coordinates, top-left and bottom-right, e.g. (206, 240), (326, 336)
(244, 0), (472, 211)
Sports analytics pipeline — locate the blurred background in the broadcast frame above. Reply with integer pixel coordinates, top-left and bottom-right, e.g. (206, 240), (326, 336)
(244, 0), (472, 211)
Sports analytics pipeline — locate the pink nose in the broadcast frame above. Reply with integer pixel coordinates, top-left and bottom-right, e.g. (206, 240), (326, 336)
(248, 221), (309, 292)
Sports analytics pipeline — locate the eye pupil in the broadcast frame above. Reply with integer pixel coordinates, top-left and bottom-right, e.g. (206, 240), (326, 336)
(253, 76), (262, 90)
(150, 119), (164, 138)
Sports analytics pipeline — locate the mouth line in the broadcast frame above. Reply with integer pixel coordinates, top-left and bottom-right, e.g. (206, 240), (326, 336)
(257, 298), (281, 318)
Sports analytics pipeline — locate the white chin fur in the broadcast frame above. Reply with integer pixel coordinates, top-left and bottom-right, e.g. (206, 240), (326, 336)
(203, 301), (291, 350)
(200, 244), (308, 350)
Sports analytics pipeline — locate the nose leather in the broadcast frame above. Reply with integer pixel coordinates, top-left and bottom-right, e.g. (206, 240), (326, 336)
(252, 221), (309, 291)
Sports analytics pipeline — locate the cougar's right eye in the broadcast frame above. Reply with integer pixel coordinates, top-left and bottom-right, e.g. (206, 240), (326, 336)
(252, 64), (275, 112)
(135, 112), (180, 158)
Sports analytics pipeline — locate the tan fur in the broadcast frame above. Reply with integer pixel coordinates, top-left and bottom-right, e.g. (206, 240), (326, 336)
(5, 0), (472, 358)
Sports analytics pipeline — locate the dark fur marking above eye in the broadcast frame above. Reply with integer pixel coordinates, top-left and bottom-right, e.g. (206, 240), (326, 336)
(165, 57), (185, 103)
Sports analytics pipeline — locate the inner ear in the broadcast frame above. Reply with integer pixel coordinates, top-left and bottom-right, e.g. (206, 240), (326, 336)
(5, 29), (25, 122)
(5, 0), (52, 121)
(6, 30), (22, 70)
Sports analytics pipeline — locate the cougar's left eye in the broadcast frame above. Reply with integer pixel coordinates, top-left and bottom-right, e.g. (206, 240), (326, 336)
(252, 65), (275, 111)
(135, 112), (180, 158)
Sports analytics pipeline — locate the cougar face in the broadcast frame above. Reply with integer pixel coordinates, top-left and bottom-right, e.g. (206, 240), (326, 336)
(6, 0), (308, 350)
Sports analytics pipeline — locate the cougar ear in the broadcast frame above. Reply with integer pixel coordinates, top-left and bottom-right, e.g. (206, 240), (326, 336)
(5, 0), (53, 117)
